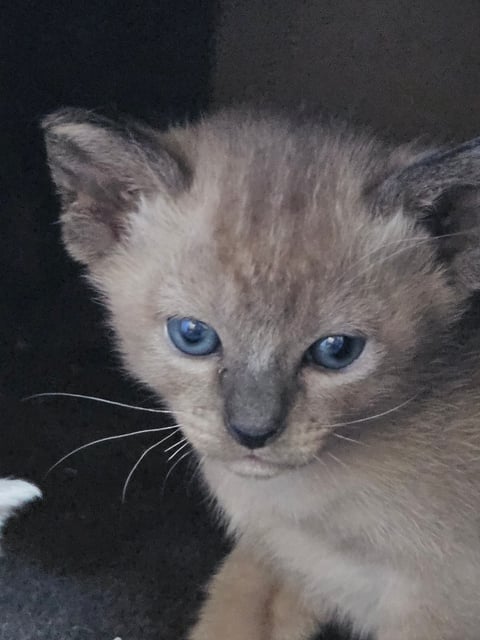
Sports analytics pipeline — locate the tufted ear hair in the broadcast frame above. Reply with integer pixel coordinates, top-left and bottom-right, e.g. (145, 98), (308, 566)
(42, 108), (189, 265)
(376, 137), (480, 292)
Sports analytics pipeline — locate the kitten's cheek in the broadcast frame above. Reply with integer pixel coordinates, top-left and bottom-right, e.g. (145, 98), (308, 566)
(179, 424), (227, 457)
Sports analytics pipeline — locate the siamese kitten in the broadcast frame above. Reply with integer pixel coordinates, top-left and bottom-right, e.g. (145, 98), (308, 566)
(43, 107), (480, 639)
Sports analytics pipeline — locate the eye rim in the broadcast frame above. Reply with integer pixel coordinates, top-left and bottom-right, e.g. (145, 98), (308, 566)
(166, 316), (221, 357)
(305, 334), (366, 370)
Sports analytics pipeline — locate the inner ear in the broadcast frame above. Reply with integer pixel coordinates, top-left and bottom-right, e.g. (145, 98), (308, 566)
(374, 136), (480, 291)
(420, 187), (460, 237)
(400, 182), (480, 292)
(417, 185), (479, 263)
(42, 108), (189, 265)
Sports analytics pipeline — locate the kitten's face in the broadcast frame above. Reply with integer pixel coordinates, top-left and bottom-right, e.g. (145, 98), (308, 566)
(43, 109), (477, 479)
(87, 141), (457, 478)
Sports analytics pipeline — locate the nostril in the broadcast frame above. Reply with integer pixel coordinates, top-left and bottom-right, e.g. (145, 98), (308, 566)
(227, 423), (279, 449)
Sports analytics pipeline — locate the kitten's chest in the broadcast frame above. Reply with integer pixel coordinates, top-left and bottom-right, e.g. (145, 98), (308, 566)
(205, 463), (412, 630)
(259, 521), (410, 628)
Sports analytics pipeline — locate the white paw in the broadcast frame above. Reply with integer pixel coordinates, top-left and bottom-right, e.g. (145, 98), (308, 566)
(0, 478), (41, 533)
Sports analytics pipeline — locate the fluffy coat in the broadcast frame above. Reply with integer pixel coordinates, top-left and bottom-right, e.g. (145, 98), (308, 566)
(43, 107), (480, 639)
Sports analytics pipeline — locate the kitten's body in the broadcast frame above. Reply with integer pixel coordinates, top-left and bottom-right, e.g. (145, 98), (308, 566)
(43, 108), (480, 639)
(205, 382), (480, 638)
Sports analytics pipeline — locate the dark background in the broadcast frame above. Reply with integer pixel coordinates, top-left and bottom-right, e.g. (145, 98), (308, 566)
(2, 2), (480, 639)
(1, 3), (224, 639)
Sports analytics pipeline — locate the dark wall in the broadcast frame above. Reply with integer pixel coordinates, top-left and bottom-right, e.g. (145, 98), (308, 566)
(0, 7), (219, 638)
(214, 0), (480, 142)
(1, 1), (215, 402)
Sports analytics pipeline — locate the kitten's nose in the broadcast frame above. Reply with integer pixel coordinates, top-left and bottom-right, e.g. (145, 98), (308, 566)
(227, 423), (279, 449)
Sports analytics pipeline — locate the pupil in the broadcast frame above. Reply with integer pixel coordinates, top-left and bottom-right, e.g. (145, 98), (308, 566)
(180, 318), (204, 342)
(325, 335), (345, 356)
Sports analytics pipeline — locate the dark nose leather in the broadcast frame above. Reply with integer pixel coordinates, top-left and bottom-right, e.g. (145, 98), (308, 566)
(227, 423), (279, 449)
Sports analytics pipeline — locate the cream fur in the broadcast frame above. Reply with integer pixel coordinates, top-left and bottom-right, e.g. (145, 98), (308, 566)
(43, 107), (480, 639)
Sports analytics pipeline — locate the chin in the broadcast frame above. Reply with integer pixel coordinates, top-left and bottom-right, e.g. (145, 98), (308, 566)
(228, 455), (285, 479)
(201, 446), (319, 481)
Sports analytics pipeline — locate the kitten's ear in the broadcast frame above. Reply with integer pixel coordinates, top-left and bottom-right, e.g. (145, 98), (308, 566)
(377, 137), (480, 291)
(42, 108), (188, 265)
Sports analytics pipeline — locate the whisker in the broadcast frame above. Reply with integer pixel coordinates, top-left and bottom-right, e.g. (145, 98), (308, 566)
(327, 452), (349, 469)
(311, 454), (338, 484)
(164, 437), (187, 455)
(312, 453), (328, 469)
(167, 439), (190, 462)
(331, 432), (365, 446)
(186, 454), (205, 491)
(350, 243), (432, 286)
(121, 436), (172, 503)
(162, 450), (193, 496)
(346, 226), (480, 281)
(325, 395), (416, 429)
(23, 392), (189, 416)
(346, 226), (480, 289)
(45, 424), (180, 477)
(346, 234), (433, 275)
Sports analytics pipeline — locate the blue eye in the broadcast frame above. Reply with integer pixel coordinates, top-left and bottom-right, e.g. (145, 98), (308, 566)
(167, 317), (220, 356)
(306, 335), (365, 370)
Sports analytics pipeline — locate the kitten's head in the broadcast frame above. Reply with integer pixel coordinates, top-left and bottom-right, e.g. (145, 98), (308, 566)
(43, 108), (480, 478)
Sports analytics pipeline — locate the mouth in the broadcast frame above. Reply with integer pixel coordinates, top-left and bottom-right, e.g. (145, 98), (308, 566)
(229, 453), (285, 479)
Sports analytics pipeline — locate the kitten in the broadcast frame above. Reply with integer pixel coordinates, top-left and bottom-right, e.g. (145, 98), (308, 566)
(43, 106), (480, 639)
